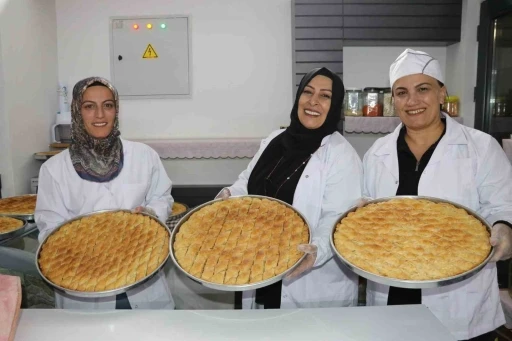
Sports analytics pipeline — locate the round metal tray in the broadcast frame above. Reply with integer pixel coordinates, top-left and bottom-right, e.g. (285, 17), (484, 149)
(36, 209), (171, 298)
(169, 195), (312, 292)
(330, 195), (495, 289)
(0, 215), (28, 241)
(0, 194), (36, 222)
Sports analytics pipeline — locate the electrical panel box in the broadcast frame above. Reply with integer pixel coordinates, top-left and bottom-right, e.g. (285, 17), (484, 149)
(110, 15), (191, 99)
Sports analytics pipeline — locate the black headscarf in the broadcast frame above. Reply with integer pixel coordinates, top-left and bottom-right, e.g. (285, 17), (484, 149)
(282, 67), (344, 155)
(69, 77), (123, 183)
(247, 67), (344, 205)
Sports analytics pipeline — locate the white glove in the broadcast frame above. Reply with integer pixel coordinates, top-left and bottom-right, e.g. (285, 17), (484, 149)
(132, 206), (157, 217)
(215, 188), (231, 200)
(489, 223), (512, 262)
(285, 244), (317, 279)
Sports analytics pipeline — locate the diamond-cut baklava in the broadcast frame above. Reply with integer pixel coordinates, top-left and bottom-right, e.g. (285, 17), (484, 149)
(0, 216), (25, 234)
(173, 197), (309, 285)
(0, 195), (36, 216)
(38, 211), (169, 292)
(333, 198), (491, 281)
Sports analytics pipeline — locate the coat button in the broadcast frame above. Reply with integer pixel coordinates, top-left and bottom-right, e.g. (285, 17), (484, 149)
(135, 305), (138, 308)
(395, 181), (398, 184)
(305, 175), (309, 178)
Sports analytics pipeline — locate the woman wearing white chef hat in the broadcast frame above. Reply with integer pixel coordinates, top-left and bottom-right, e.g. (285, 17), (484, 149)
(362, 48), (512, 340)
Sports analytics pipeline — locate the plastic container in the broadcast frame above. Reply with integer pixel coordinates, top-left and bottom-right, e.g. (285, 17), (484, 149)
(443, 96), (459, 117)
(343, 89), (363, 116)
(382, 88), (394, 117)
(363, 87), (383, 117)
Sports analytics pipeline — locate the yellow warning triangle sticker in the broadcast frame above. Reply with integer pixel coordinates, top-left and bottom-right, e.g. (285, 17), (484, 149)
(142, 44), (158, 59)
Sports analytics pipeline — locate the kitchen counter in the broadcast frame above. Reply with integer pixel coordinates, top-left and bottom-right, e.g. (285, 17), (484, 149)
(14, 305), (456, 341)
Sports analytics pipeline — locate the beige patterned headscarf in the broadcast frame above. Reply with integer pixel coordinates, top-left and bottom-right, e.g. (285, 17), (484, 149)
(69, 77), (123, 182)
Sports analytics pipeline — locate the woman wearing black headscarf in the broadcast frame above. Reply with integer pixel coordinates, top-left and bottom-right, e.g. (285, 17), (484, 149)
(218, 68), (363, 309)
(35, 77), (174, 310)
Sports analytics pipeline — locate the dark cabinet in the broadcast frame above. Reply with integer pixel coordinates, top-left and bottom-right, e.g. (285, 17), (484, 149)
(475, 0), (512, 142)
(292, 0), (463, 87)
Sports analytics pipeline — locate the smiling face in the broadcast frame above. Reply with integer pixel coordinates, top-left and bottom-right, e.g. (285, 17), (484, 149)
(297, 75), (333, 129)
(392, 73), (446, 131)
(80, 85), (117, 139)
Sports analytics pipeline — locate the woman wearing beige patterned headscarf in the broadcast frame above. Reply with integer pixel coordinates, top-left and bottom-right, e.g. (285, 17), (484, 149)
(69, 77), (124, 182)
(35, 77), (175, 310)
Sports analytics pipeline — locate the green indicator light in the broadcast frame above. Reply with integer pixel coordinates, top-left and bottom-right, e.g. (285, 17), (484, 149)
(160, 23), (166, 29)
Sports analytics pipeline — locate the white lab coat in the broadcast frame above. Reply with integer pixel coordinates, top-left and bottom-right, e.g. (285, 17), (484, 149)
(35, 138), (175, 310)
(228, 130), (362, 308)
(363, 114), (512, 340)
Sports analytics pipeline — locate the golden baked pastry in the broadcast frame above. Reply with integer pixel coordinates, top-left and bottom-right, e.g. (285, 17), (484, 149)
(173, 197), (309, 285)
(334, 198), (491, 281)
(38, 211), (169, 292)
(172, 202), (187, 216)
(0, 195), (36, 215)
(0, 216), (24, 234)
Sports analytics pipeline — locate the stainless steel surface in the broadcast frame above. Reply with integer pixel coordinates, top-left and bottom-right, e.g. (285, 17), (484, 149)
(36, 209), (171, 298)
(0, 223), (38, 247)
(0, 224), (38, 247)
(169, 195), (312, 292)
(330, 196), (495, 289)
(0, 194), (36, 222)
(0, 216), (28, 241)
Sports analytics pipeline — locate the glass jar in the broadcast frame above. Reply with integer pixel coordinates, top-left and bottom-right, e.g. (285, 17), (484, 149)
(382, 88), (394, 117)
(443, 96), (459, 117)
(343, 88), (363, 116)
(495, 97), (506, 117)
(363, 87), (383, 117)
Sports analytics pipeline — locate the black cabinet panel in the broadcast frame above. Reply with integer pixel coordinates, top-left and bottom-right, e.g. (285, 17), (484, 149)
(295, 39), (343, 51)
(343, 0), (459, 3)
(295, 62), (343, 74)
(342, 16), (459, 28)
(171, 185), (227, 208)
(295, 27), (344, 39)
(291, 0), (462, 98)
(296, 51), (344, 62)
(295, 4), (344, 16)
(295, 72), (343, 85)
(294, 16), (343, 28)
(341, 1), (462, 44)
(343, 28), (460, 41)
(295, 0), (343, 3)
(343, 4), (460, 16)
(292, 0), (462, 46)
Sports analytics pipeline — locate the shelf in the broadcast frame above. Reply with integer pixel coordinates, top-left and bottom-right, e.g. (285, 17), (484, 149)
(49, 143), (69, 149)
(34, 151), (61, 161)
(344, 116), (463, 134)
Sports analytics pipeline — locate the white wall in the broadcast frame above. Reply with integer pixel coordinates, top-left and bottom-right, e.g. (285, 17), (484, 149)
(445, 0), (481, 129)
(56, 0), (294, 140)
(55, 0), (294, 185)
(343, 47), (447, 89)
(343, 47), (447, 158)
(54, 0), (482, 184)
(0, 0), (58, 196)
(0, 33), (15, 197)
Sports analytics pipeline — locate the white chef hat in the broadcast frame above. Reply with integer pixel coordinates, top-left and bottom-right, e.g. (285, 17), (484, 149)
(389, 48), (444, 87)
